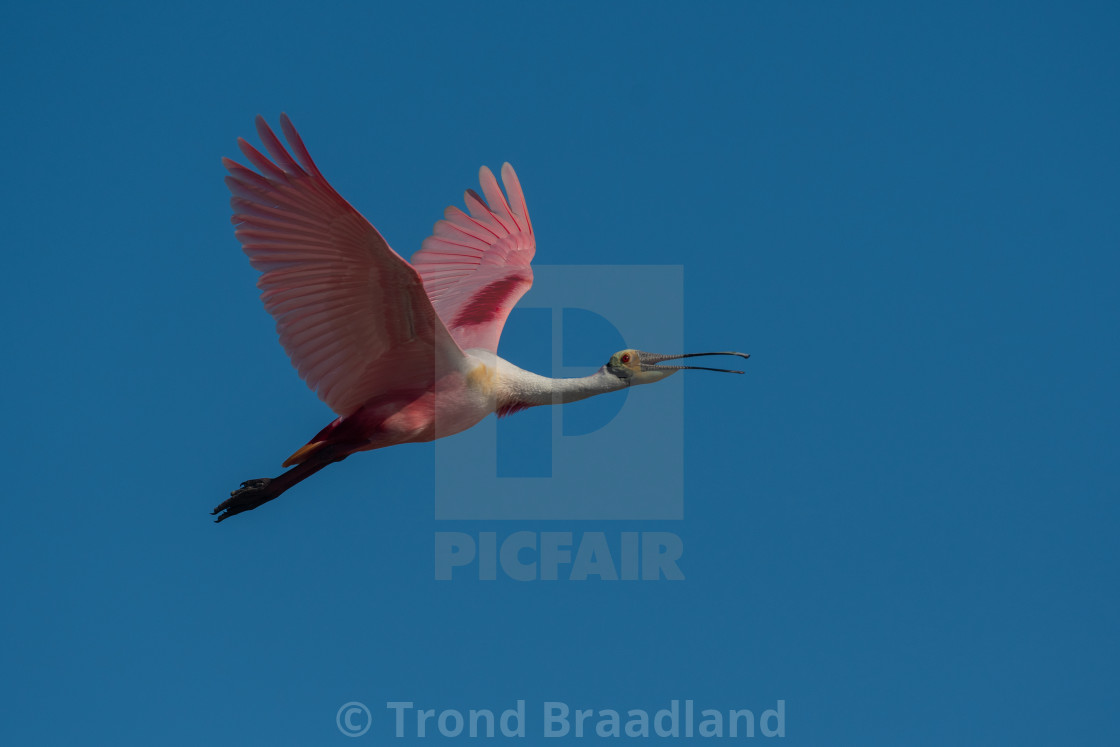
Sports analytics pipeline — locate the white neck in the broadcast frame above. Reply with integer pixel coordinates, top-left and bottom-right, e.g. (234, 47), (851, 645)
(497, 362), (627, 410)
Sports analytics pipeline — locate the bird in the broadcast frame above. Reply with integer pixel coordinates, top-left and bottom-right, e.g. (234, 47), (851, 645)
(212, 115), (749, 522)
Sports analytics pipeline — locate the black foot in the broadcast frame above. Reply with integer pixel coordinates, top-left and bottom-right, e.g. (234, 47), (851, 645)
(212, 478), (274, 523)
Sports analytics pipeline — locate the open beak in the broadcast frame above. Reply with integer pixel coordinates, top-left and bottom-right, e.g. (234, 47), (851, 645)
(638, 351), (751, 374)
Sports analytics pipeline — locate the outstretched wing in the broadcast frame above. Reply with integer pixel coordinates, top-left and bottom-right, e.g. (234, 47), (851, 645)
(410, 163), (535, 354)
(224, 114), (463, 416)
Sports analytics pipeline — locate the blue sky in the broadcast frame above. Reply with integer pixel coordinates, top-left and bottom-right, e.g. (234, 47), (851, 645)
(2, 1), (1117, 744)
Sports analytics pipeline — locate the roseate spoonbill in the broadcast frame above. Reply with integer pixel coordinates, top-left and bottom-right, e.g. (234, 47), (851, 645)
(212, 115), (749, 522)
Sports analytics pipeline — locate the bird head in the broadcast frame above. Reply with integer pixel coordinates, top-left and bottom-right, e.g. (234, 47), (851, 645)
(605, 349), (750, 386)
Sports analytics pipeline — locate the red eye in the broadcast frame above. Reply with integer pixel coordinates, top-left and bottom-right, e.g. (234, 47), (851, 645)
(621, 353), (631, 364)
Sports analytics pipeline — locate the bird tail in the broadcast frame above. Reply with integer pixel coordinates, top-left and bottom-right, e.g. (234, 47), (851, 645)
(283, 440), (329, 467)
(281, 412), (362, 467)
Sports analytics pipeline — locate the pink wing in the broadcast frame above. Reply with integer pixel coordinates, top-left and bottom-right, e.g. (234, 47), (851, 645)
(411, 163), (535, 354)
(224, 114), (464, 416)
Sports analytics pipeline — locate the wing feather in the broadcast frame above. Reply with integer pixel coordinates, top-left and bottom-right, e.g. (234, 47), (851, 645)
(226, 114), (463, 416)
(411, 164), (536, 353)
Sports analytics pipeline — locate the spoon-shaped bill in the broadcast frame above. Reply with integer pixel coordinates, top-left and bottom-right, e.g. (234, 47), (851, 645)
(638, 351), (751, 374)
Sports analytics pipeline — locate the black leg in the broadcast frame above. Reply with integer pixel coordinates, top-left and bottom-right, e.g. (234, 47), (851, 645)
(211, 452), (345, 523)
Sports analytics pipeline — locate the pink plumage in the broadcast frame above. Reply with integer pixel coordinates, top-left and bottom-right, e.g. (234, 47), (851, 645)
(224, 114), (461, 417)
(212, 114), (748, 523)
(411, 162), (535, 354)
